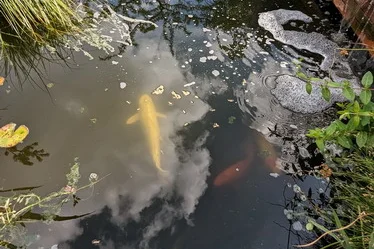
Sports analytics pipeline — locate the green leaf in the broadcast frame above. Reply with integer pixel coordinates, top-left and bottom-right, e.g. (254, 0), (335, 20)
(321, 86), (331, 102)
(362, 71), (373, 88)
(327, 81), (342, 88)
(356, 132), (368, 148)
(332, 211), (352, 249)
(353, 101), (361, 113)
(325, 123), (337, 136)
(335, 120), (346, 131)
(347, 115), (360, 130)
(369, 229), (374, 249)
(359, 89), (372, 105)
(361, 116), (371, 126)
(316, 139), (325, 152)
(337, 136), (352, 149)
(296, 71), (309, 80)
(306, 128), (323, 138)
(367, 134), (374, 148)
(342, 86), (355, 101)
(306, 82), (312, 95)
(307, 219), (341, 242)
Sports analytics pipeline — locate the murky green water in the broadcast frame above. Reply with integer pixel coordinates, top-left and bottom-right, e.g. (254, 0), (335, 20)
(0, 0), (341, 248)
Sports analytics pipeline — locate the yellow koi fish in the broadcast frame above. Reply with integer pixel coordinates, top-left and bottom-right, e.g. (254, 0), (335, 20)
(126, 94), (167, 173)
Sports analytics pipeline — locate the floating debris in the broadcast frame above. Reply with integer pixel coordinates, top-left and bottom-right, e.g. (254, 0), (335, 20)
(80, 107), (85, 113)
(293, 184), (301, 193)
(228, 116), (236, 124)
(242, 79), (247, 85)
(227, 99), (235, 102)
(90, 118), (97, 124)
(152, 85), (165, 95)
(184, 82), (196, 87)
(269, 173), (280, 178)
(0, 123), (29, 148)
(182, 90), (191, 96)
(184, 122), (189, 127)
(120, 82), (127, 89)
(92, 239), (101, 245)
(112, 61), (119, 65)
(47, 83), (54, 88)
(199, 57), (207, 63)
(292, 221), (303, 231)
(126, 100), (131, 104)
(104, 88), (109, 92)
(212, 70), (220, 76)
(207, 56), (217, 60)
(171, 91), (182, 99)
(213, 123), (220, 128)
(203, 27), (211, 32)
(320, 164), (332, 178)
(0, 77), (4, 86)
(168, 101), (173, 106)
(206, 42), (212, 47)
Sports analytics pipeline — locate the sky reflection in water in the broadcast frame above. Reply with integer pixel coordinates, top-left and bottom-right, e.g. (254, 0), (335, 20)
(0, 0), (342, 248)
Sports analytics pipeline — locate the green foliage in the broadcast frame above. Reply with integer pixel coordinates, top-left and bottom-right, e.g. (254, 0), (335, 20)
(305, 71), (374, 152)
(295, 69), (374, 249)
(0, 158), (105, 248)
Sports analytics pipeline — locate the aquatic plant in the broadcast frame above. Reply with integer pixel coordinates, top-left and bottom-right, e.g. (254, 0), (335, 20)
(293, 69), (374, 248)
(0, 158), (107, 248)
(0, 0), (156, 86)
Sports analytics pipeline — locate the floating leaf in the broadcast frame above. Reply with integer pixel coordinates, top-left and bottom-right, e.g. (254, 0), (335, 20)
(361, 71), (373, 88)
(343, 86), (355, 101)
(0, 123), (29, 148)
(0, 76), (4, 86)
(356, 132), (368, 148)
(359, 89), (372, 105)
(306, 222), (314, 231)
(321, 86), (331, 102)
(306, 82), (312, 95)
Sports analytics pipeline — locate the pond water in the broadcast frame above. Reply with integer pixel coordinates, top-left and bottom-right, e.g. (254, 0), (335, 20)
(0, 0), (342, 248)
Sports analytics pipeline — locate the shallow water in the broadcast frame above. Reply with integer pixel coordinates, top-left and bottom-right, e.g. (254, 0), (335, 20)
(0, 0), (340, 248)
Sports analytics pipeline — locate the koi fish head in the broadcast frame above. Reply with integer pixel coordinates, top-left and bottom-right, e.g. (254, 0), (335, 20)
(139, 94), (153, 106)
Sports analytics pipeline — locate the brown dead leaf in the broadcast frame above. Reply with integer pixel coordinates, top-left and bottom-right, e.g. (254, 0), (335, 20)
(339, 49), (349, 56)
(319, 164), (332, 178)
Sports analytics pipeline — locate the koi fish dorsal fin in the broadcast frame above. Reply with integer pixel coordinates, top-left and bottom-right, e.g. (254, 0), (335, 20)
(126, 113), (139, 124)
(157, 113), (166, 118)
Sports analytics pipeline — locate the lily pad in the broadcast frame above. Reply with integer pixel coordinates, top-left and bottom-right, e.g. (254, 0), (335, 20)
(0, 123), (29, 148)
